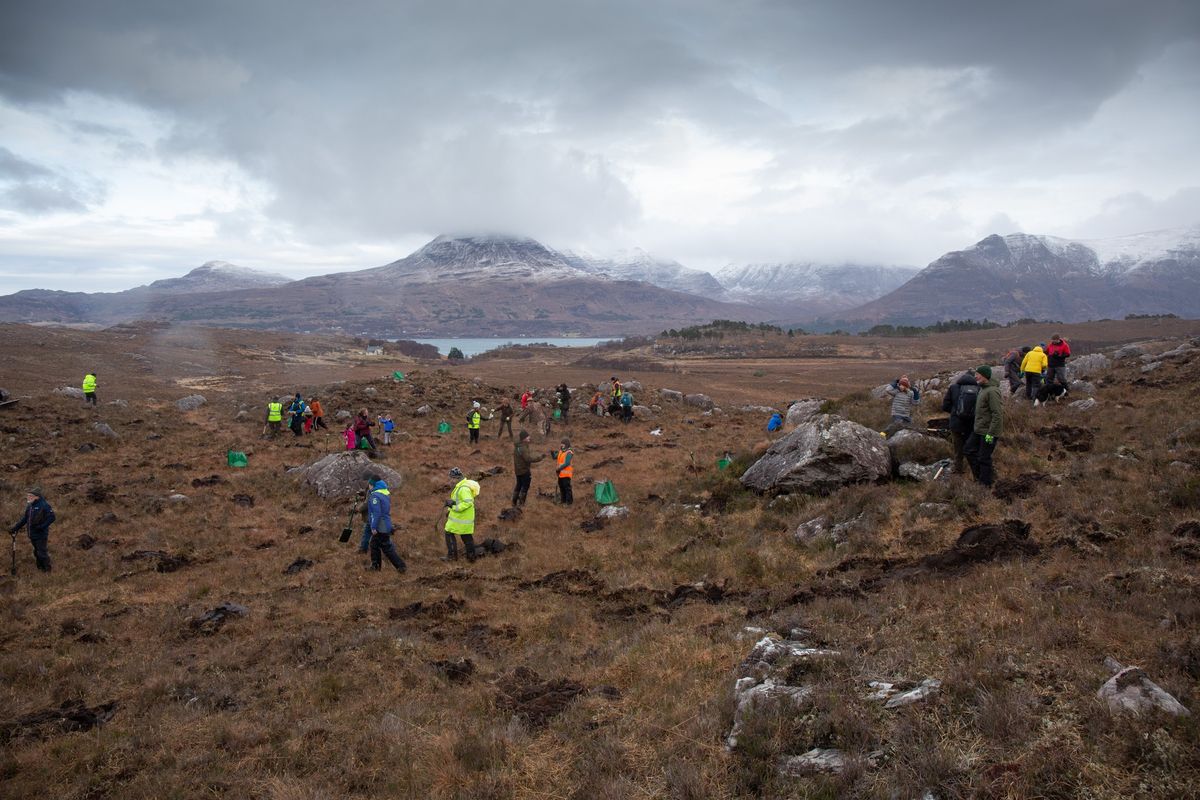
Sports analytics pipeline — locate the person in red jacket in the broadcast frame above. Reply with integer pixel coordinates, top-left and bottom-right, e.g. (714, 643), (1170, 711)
(1045, 334), (1072, 389)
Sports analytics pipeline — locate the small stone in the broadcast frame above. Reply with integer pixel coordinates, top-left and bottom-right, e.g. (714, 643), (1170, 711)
(883, 678), (942, 708)
(54, 386), (86, 399)
(596, 506), (629, 519)
(107, 399), (129, 408)
(1140, 361), (1163, 373)
(415, 404), (432, 416)
(335, 409), (352, 420)
(168, 493), (188, 503)
(1069, 398), (1097, 412)
(92, 422), (118, 438)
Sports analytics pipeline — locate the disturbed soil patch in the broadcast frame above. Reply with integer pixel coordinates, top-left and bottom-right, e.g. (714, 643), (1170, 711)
(495, 666), (586, 728)
(1, 700), (118, 742)
(1035, 424), (1095, 452)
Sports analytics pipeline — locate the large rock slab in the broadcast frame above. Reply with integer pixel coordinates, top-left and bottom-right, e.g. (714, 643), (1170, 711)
(741, 414), (891, 494)
(784, 398), (823, 427)
(289, 451), (403, 499)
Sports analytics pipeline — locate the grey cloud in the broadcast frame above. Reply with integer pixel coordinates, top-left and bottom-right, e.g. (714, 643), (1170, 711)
(1072, 188), (1200, 239)
(0, 147), (107, 214)
(0, 0), (1197, 255)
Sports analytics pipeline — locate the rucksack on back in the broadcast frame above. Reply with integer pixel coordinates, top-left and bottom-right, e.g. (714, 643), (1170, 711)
(954, 384), (981, 418)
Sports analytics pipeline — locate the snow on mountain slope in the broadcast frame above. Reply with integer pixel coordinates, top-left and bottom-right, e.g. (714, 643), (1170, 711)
(716, 262), (920, 310)
(378, 235), (593, 283)
(146, 261), (292, 292)
(562, 247), (724, 295)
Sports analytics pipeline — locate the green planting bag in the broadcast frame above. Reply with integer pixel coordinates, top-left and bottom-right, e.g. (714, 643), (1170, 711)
(716, 457), (731, 470)
(437, 421), (452, 434)
(553, 408), (562, 419)
(393, 371), (405, 381)
(594, 480), (619, 505)
(227, 450), (248, 468)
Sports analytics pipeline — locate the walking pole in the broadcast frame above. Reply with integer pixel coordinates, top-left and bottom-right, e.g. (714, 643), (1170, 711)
(10, 532), (16, 577)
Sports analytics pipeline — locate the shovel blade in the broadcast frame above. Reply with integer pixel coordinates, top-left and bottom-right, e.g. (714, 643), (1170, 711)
(339, 527), (353, 543)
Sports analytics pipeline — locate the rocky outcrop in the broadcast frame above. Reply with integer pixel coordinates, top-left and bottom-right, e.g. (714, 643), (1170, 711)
(289, 451), (403, 499)
(741, 415), (890, 494)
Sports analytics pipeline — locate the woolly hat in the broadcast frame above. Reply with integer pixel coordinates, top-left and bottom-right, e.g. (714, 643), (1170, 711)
(975, 365), (993, 379)
(518, 430), (530, 440)
(449, 467), (463, 479)
(27, 486), (43, 498)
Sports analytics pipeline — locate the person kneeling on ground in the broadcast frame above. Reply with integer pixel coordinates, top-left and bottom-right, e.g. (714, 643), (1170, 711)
(9, 486), (55, 572)
(444, 467), (481, 561)
(365, 475), (405, 572)
(554, 438), (574, 505)
(964, 365), (1003, 488)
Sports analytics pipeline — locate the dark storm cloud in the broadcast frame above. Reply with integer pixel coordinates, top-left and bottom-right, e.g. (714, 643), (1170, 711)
(0, 0), (1197, 247)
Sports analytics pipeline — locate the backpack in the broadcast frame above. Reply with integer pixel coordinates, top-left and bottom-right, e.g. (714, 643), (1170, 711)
(621, 393), (632, 408)
(953, 384), (980, 419)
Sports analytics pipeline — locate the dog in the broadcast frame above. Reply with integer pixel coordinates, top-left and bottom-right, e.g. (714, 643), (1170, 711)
(1034, 382), (1069, 406)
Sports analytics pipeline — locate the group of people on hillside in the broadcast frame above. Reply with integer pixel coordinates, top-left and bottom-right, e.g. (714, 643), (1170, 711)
(264, 394), (328, 436)
(1002, 334), (1072, 405)
(880, 335), (1074, 490)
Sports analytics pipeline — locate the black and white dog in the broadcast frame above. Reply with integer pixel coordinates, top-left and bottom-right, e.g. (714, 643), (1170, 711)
(1034, 382), (1069, 406)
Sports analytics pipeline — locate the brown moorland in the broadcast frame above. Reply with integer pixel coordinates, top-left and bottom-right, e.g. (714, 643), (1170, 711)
(1, 318), (1199, 799)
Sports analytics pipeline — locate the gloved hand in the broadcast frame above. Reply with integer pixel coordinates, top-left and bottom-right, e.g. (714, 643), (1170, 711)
(444, 500), (455, 508)
(912, 389), (920, 401)
(984, 434), (994, 444)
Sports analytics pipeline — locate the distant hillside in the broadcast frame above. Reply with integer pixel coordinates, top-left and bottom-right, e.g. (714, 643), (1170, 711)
(840, 226), (1200, 325)
(0, 236), (768, 336)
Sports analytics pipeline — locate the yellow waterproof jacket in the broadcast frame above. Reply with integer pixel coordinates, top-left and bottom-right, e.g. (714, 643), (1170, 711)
(445, 478), (481, 536)
(1020, 347), (1047, 374)
(82, 374), (97, 393)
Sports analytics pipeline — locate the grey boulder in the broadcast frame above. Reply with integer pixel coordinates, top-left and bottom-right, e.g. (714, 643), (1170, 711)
(784, 398), (823, 427)
(175, 394), (207, 411)
(1068, 353), (1110, 378)
(1097, 664), (1190, 717)
(289, 451), (403, 499)
(55, 386), (86, 399)
(741, 414), (891, 494)
(684, 393), (714, 410)
(659, 389), (683, 402)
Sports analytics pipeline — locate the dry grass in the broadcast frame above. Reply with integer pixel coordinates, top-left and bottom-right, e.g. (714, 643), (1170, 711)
(1, 322), (1199, 798)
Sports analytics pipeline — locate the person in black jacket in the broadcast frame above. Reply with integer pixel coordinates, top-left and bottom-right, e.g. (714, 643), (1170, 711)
(9, 487), (55, 572)
(941, 369), (980, 475)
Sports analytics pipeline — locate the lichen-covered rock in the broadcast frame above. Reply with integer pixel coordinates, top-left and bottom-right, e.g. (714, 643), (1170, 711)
(1097, 666), (1190, 717)
(1068, 353), (1110, 378)
(1141, 361), (1163, 373)
(175, 394), (207, 411)
(1112, 343), (1146, 360)
(899, 459), (953, 482)
(784, 398), (823, 428)
(1070, 397), (1097, 412)
(659, 389), (683, 402)
(92, 422), (118, 438)
(289, 451), (403, 499)
(55, 386), (86, 399)
(684, 393), (714, 410)
(334, 409), (352, 420)
(741, 414), (891, 494)
(632, 405), (654, 418)
(624, 380), (643, 393)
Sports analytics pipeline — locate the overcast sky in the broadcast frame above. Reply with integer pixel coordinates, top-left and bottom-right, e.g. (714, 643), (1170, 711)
(1, 0), (1199, 293)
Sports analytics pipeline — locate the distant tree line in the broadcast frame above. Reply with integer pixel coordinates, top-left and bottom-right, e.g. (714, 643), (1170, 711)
(859, 319), (1001, 337)
(1125, 313), (1178, 320)
(659, 319), (807, 340)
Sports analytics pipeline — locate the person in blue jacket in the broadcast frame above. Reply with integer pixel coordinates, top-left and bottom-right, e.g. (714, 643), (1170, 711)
(365, 475), (405, 572)
(9, 487), (55, 572)
(767, 412), (783, 432)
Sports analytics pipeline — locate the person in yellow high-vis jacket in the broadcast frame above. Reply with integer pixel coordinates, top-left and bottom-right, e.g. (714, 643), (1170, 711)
(82, 372), (98, 406)
(264, 399), (284, 438)
(443, 467), (481, 561)
(466, 402), (482, 445)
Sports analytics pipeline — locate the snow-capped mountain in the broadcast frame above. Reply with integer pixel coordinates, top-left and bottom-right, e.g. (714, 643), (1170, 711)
(716, 262), (920, 317)
(146, 261), (292, 292)
(562, 248), (725, 296)
(841, 225), (1200, 325)
(380, 235), (588, 283)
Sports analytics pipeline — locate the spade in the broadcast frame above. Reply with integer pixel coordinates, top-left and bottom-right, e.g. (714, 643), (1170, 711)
(339, 499), (358, 543)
